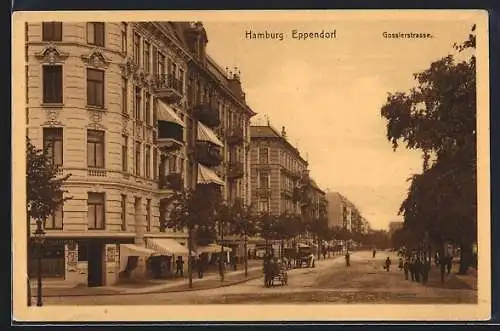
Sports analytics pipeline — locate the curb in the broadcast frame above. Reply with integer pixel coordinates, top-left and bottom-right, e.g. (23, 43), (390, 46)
(39, 272), (263, 298)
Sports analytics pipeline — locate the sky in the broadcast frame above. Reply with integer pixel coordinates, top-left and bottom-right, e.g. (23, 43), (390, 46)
(202, 17), (476, 231)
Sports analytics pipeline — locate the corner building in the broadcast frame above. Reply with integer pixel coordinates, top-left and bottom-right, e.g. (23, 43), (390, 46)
(26, 21), (254, 287)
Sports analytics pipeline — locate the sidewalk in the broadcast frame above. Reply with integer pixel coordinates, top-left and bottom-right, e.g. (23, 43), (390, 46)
(32, 264), (263, 297)
(417, 264), (477, 291)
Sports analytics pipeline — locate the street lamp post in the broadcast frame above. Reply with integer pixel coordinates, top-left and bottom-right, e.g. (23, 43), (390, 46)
(219, 219), (225, 282)
(33, 220), (46, 307)
(244, 232), (248, 277)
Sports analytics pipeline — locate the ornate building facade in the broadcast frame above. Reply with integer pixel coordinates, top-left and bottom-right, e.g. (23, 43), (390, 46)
(26, 21), (254, 287)
(249, 124), (325, 218)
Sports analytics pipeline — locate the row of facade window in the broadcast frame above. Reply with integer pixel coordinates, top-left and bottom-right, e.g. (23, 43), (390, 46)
(43, 65), (166, 127)
(128, 25), (185, 89)
(256, 146), (305, 173)
(42, 66), (104, 108)
(42, 64), (187, 131)
(39, 22), (247, 138)
(44, 127), (163, 179)
(46, 193), (152, 231)
(41, 22), (105, 47)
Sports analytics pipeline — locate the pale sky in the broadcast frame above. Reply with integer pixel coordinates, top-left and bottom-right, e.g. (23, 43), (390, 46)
(203, 18), (476, 231)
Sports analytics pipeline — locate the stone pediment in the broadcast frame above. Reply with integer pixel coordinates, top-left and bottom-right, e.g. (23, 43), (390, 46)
(35, 43), (69, 64)
(81, 48), (110, 69)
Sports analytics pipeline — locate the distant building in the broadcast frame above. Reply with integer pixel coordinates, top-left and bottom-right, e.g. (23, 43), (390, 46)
(325, 192), (365, 232)
(388, 221), (404, 238)
(249, 124), (308, 215)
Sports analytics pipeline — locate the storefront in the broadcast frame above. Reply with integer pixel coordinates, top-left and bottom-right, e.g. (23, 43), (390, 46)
(29, 234), (135, 287)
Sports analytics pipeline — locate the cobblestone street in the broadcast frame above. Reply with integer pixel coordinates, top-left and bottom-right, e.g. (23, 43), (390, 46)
(43, 251), (477, 305)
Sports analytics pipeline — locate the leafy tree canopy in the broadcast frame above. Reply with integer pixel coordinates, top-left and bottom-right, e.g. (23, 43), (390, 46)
(26, 138), (71, 227)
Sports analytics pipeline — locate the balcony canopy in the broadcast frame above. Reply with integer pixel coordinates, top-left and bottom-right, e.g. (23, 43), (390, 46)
(197, 121), (223, 147)
(158, 100), (185, 127)
(198, 164), (225, 186)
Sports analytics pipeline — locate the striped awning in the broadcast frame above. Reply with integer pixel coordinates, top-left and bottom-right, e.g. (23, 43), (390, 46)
(146, 238), (190, 256)
(197, 244), (233, 253)
(120, 244), (156, 257)
(198, 164), (225, 186)
(197, 121), (223, 147)
(158, 100), (185, 127)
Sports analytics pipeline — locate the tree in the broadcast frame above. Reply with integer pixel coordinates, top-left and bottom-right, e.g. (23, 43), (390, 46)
(380, 26), (476, 273)
(26, 137), (71, 306)
(226, 198), (259, 276)
(162, 184), (222, 287)
(26, 137), (71, 229)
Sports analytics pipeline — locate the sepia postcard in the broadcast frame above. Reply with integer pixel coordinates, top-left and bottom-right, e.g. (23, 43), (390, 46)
(12, 10), (490, 322)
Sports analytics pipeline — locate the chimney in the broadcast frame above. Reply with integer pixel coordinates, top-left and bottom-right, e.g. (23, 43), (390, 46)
(281, 126), (287, 138)
(227, 66), (245, 100)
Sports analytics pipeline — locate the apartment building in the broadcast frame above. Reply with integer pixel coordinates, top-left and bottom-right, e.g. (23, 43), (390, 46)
(26, 21), (254, 287)
(249, 125), (308, 215)
(325, 191), (362, 232)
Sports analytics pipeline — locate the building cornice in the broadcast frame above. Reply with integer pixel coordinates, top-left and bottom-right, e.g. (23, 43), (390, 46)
(189, 58), (256, 118)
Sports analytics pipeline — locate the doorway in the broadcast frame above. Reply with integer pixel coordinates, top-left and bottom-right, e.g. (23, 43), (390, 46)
(87, 242), (104, 287)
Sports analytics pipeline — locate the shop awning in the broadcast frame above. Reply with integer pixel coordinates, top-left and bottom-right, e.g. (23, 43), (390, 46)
(120, 244), (156, 257)
(146, 238), (190, 256)
(197, 244), (233, 253)
(198, 164), (225, 186)
(197, 121), (223, 147)
(158, 100), (185, 127)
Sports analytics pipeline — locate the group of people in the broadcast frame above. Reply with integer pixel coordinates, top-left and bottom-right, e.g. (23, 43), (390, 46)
(396, 249), (454, 284)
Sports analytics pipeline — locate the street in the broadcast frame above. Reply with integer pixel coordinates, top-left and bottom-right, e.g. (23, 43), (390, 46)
(43, 251), (477, 305)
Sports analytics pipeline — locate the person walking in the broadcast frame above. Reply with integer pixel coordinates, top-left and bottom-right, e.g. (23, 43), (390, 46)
(197, 255), (204, 279)
(414, 255), (422, 282)
(409, 256), (416, 281)
(403, 257), (409, 280)
(446, 255), (453, 275)
(384, 256), (392, 272)
(398, 257), (404, 270)
(345, 251), (350, 267)
(372, 249), (376, 258)
(175, 256), (184, 277)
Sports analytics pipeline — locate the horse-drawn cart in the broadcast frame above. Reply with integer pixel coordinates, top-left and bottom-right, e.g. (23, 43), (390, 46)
(264, 259), (288, 287)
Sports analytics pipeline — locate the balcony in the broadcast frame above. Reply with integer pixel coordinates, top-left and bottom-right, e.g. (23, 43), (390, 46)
(153, 74), (183, 104)
(196, 142), (222, 167)
(227, 127), (244, 145)
(157, 121), (184, 152)
(281, 167), (301, 180)
(159, 173), (183, 192)
(281, 188), (294, 199)
(256, 187), (271, 198)
(192, 102), (220, 128)
(227, 161), (244, 180)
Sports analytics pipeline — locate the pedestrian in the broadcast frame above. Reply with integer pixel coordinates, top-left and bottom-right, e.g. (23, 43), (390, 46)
(175, 256), (184, 277)
(414, 256), (421, 282)
(421, 257), (430, 284)
(384, 257), (391, 272)
(197, 255), (204, 279)
(345, 251), (350, 267)
(403, 258), (409, 280)
(409, 257), (416, 281)
(398, 257), (404, 270)
(372, 249), (376, 258)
